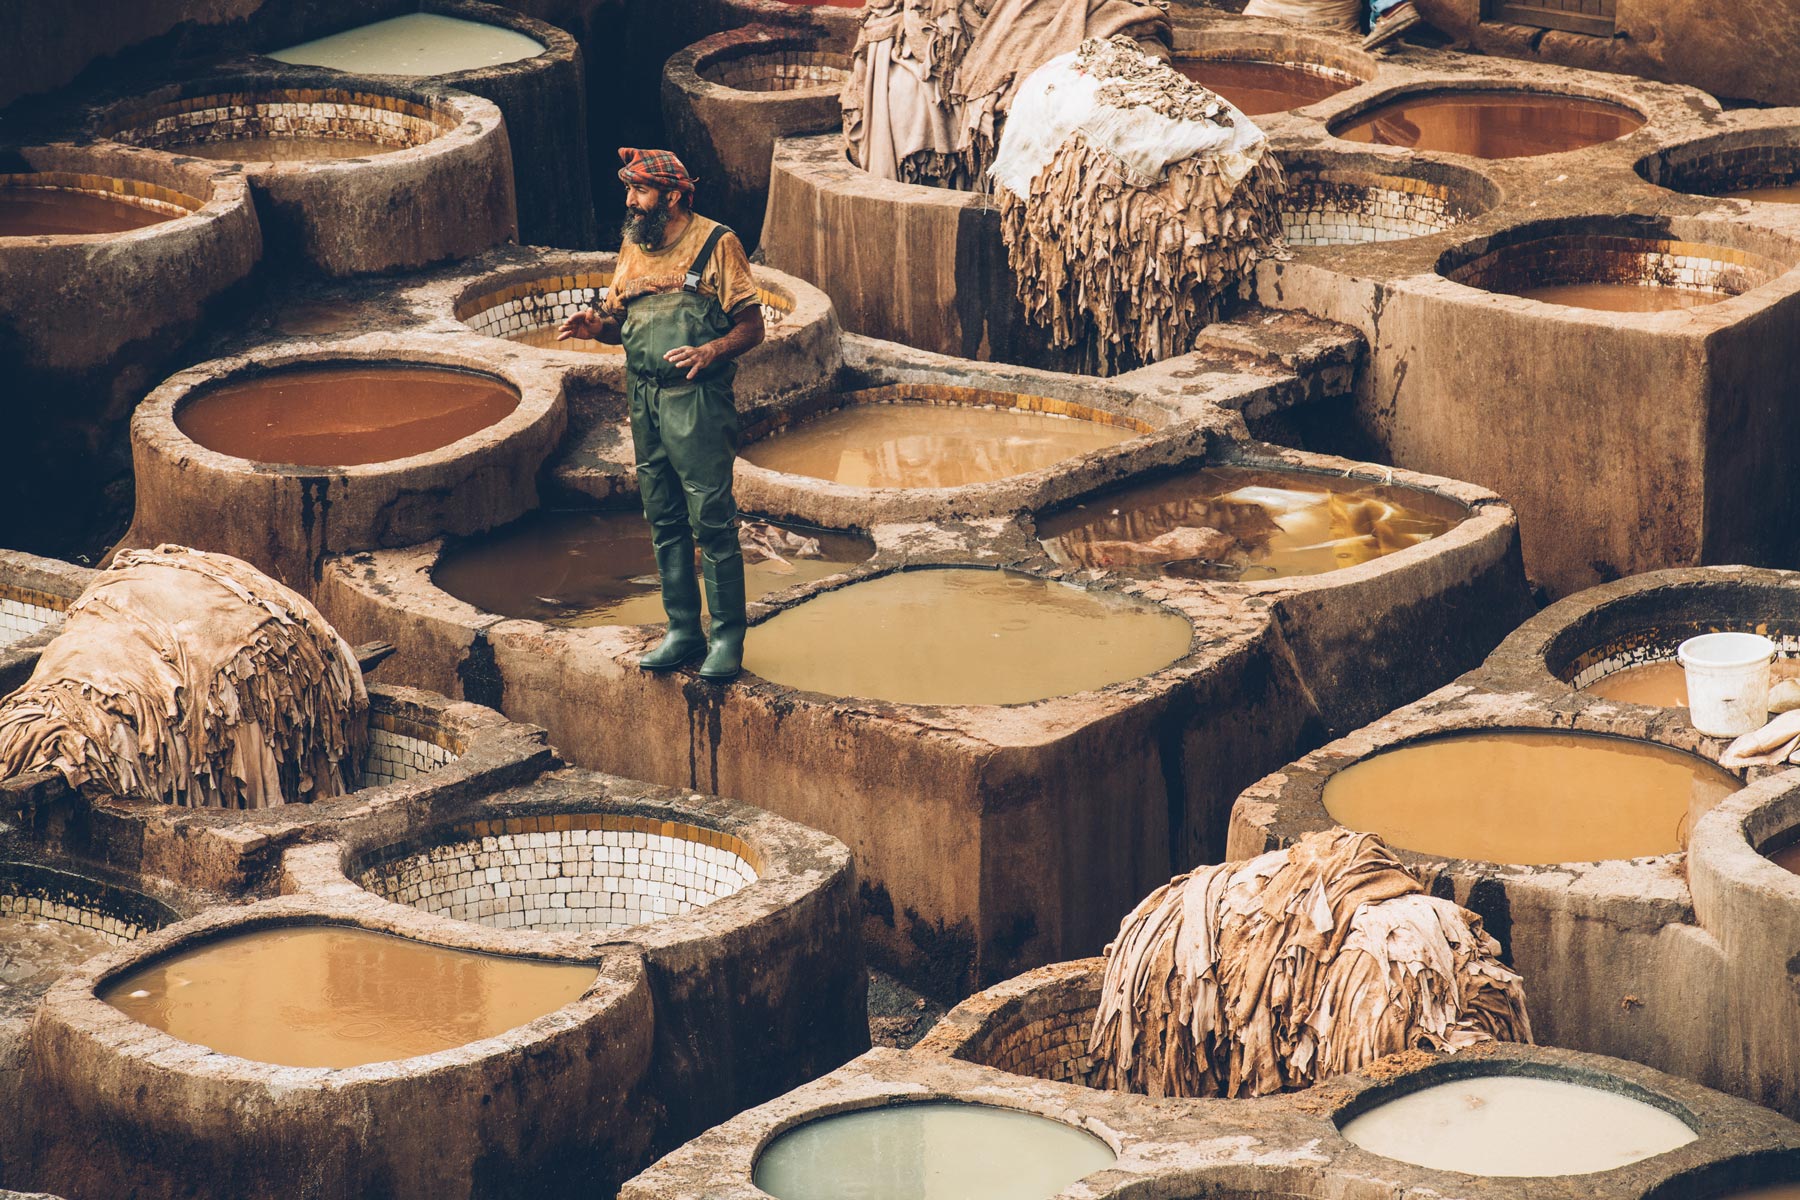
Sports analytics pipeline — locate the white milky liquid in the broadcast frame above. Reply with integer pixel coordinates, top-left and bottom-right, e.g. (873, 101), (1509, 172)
(753, 1103), (1116, 1200)
(1340, 1075), (1697, 1176)
(268, 13), (544, 76)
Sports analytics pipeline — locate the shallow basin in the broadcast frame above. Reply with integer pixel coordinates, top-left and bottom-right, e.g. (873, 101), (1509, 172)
(1339, 1073), (1696, 1176)
(101, 924), (596, 1068)
(1173, 58), (1357, 115)
(752, 1102), (1115, 1200)
(1334, 90), (1643, 158)
(433, 509), (869, 626)
(176, 363), (520, 466)
(742, 568), (1192, 705)
(1038, 466), (1459, 582)
(266, 12), (545, 76)
(1321, 730), (1740, 863)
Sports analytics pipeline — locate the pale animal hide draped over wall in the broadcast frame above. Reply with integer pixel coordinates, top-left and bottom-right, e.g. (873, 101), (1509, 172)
(993, 36), (1287, 375)
(1088, 829), (1532, 1099)
(0, 545), (368, 809)
(841, 0), (1168, 188)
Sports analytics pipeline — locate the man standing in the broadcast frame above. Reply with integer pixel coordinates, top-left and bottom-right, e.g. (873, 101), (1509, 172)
(559, 148), (765, 681)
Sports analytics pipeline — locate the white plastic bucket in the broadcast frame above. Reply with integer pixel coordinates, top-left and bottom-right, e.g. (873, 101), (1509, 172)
(1678, 632), (1775, 737)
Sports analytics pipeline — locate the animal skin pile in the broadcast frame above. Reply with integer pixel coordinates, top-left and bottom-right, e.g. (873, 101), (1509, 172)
(841, 0), (1168, 187)
(992, 36), (1287, 374)
(1088, 829), (1532, 1098)
(0, 545), (367, 809)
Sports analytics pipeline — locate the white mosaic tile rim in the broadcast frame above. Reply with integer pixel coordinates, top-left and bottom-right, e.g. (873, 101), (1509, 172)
(1282, 181), (1458, 247)
(115, 101), (443, 151)
(463, 285), (788, 341)
(0, 597), (60, 649)
(1571, 637), (1800, 690)
(360, 825), (759, 933)
(363, 727), (459, 788)
(0, 892), (145, 944)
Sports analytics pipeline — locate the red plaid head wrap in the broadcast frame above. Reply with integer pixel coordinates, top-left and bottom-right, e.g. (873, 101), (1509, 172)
(617, 147), (695, 199)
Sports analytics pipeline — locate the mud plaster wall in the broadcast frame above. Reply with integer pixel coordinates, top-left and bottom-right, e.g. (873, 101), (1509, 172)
(1417, 0), (1800, 108)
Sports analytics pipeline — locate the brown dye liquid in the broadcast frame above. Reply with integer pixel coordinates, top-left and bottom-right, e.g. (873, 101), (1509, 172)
(1172, 59), (1351, 116)
(1768, 840), (1800, 877)
(1727, 184), (1800, 204)
(0, 914), (113, 991)
(176, 364), (519, 467)
(174, 137), (402, 162)
(433, 510), (869, 626)
(1509, 282), (1724, 311)
(101, 926), (596, 1068)
(1322, 731), (1741, 864)
(741, 568), (1192, 705)
(1583, 658), (1800, 707)
(506, 325), (623, 355)
(740, 403), (1134, 488)
(1037, 467), (1456, 582)
(1335, 92), (1642, 158)
(0, 190), (173, 236)
(273, 300), (361, 336)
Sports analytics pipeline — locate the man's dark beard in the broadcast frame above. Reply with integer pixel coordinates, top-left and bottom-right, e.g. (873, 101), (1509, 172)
(623, 204), (671, 247)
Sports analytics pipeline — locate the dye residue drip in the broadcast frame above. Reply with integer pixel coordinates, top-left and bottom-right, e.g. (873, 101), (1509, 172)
(1038, 467), (1457, 581)
(1726, 184), (1800, 204)
(174, 137), (403, 162)
(1172, 59), (1351, 115)
(505, 325), (623, 355)
(753, 1103), (1115, 1200)
(739, 403), (1135, 488)
(267, 13), (545, 76)
(434, 510), (868, 626)
(177, 364), (519, 466)
(1334, 91), (1643, 158)
(0, 189), (172, 236)
(1322, 731), (1740, 864)
(101, 926), (595, 1068)
(741, 569), (1191, 705)
(1583, 658), (1800, 707)
(1510, 282), (1726, 311)
(1339, 1076), (1697, 1176)
(0, 912), (112, 991)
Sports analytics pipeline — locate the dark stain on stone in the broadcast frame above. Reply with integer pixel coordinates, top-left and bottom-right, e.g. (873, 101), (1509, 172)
(860, 879), (895, 928)
(1466, 877), (1515, 965)
(681, 679), (725, 793)
(456, 631), (504, 709)
(904, 907), (979, 1000)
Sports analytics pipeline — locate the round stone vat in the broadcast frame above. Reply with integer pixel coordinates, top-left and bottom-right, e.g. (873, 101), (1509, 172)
(1166, 25), (1375, 116)
(1331, 87), (1645, 158)
(1499, 566), (1800, 711)
(664, 26), (850, 247)
(260, 3), (596, 247)
(1275, 153), (1498, 246)
(432, 507), (873, 627)
(1036, 463), (1468, 583)
(25, 899), (657, 1200)
(754, 1101), (1117, 1199)
(316, 779), (867, 1152)
(734, 383), (1158, 526)
(0, 144), (259, 558)
(0, 862), (176, 993)
(127, 342), (566, 590)
(94, 79), (515, 275)
(1639, 129), (1800, 207)
(621, 1038), (1800, 1199)
(914, 958), (1105, 1088)
(446, 250), (839, 410)
(1320, 729), (1740, 865)
(1438, 217), (1795, 313)
(741, 567), (1194, 706)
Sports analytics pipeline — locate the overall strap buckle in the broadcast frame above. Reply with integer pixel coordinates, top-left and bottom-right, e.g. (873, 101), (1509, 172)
(682, 223), (735, 294)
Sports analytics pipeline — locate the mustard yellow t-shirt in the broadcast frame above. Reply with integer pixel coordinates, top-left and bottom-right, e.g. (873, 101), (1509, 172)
(604, 215), (760, 319)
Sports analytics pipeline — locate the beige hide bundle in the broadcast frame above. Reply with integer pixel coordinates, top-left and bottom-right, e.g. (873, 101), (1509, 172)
(993, 36), (1287, 374)
(0, 545), (368, 809)
(1088, 829), (1532, 1099)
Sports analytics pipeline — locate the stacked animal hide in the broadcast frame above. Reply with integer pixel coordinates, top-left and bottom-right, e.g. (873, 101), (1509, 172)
(842, 0), (1168, 187)
(0, 545), (367, 809)
(993, 36), (1287, 374)
(1088, 829), (1532, 1099)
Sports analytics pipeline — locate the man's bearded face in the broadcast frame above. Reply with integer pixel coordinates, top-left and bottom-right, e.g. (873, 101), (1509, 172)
(623, 186), (674, 247)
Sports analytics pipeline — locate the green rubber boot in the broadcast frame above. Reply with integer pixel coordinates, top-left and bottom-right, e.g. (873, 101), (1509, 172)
(698, 550), (746, 682)
(639, 536), (707, 671)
